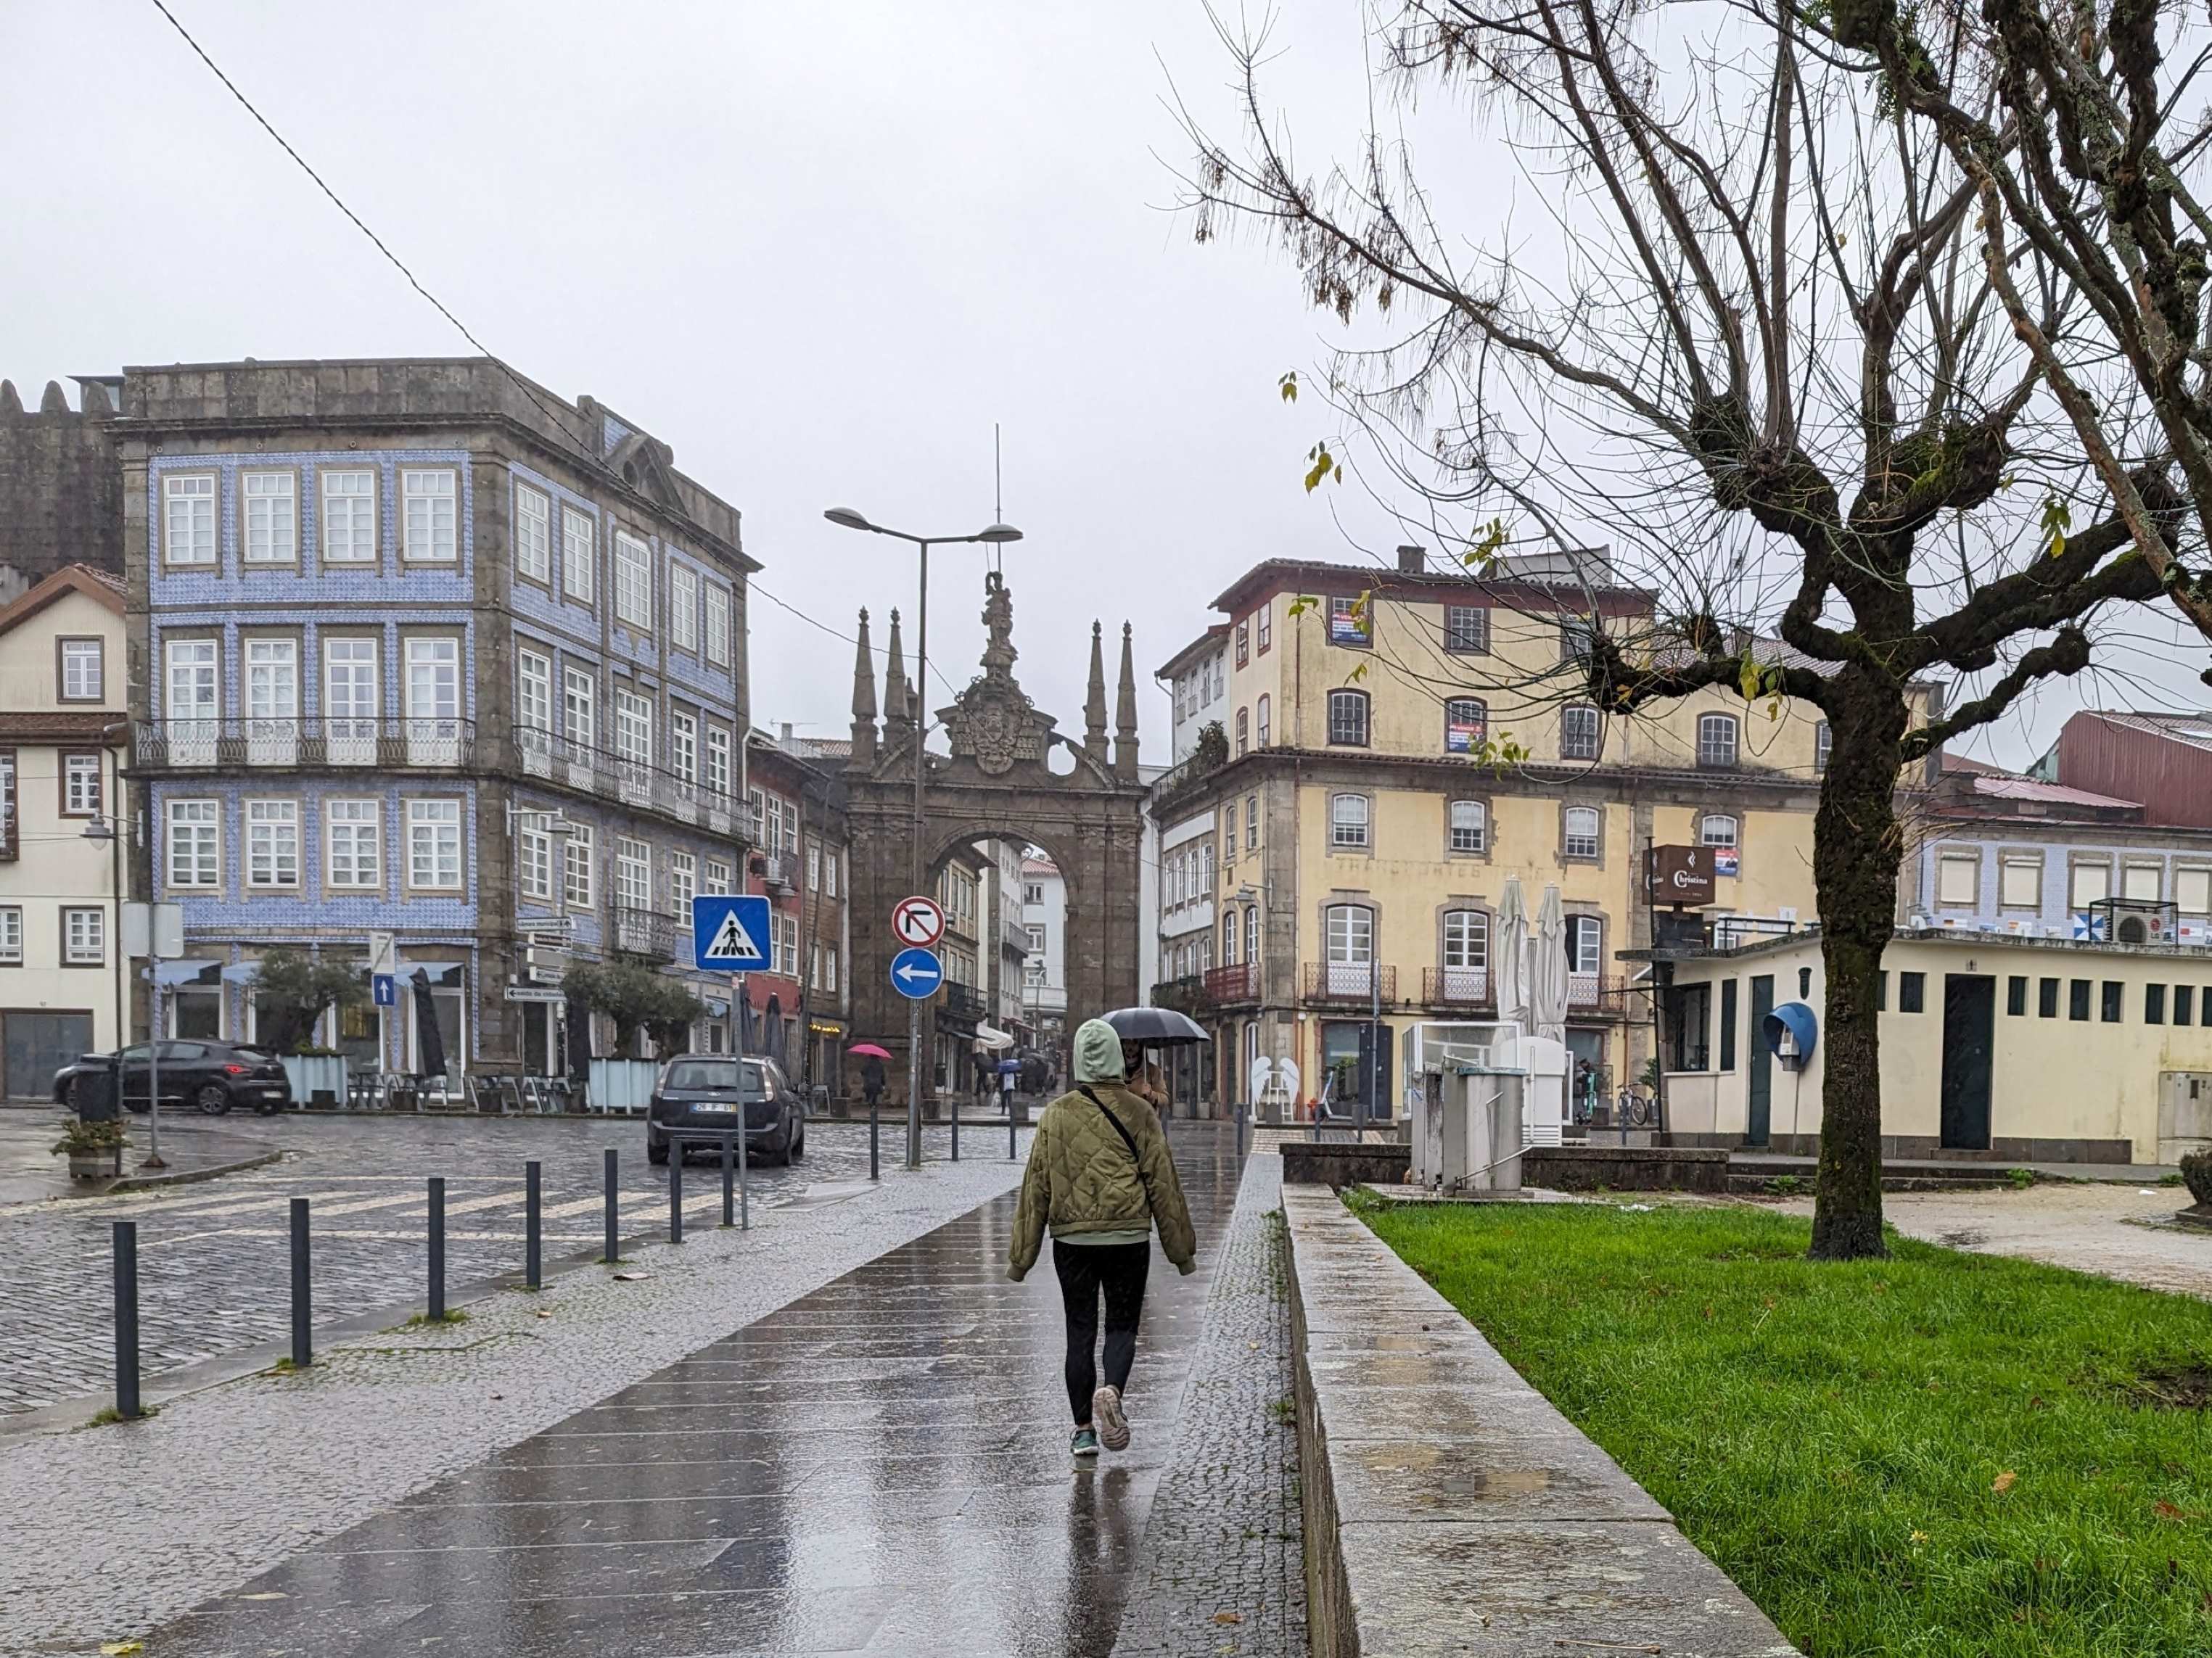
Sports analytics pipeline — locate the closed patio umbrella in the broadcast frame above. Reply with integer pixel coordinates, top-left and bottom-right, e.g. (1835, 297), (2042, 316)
(1531, 883), (1570, 1046)
(1494, 877), (1529, 1035)
(764, 994), (786, 1065)
(410, 970), (448, 1081)
(566, 994), (593, 1081)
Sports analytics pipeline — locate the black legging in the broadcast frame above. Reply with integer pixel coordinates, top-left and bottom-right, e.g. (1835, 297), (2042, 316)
(1052, 1239), (1151, 1424)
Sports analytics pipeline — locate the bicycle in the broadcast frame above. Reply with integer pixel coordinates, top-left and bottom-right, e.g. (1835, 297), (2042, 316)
(1615, 1086), (1657, 1128)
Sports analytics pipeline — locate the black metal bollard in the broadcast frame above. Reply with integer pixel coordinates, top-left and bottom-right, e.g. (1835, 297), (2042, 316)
(1009, 1098), (1018, 1161)
(720, 1137), (735, 1228)
(1236, 1102), (1247, 1159)
(427, 1176), (446, 1321)
(289, 1197), (312, 1369)
(670, 1148), (685, 1243)
(952, 1092), (961, 1163)
(736, 1118), (749, 1232)
(525, 1160), (542, 1290)
(112, 1220), (140, 1420)
(602, 1147), (619, 1264)
(869, 1094), (879, 1181)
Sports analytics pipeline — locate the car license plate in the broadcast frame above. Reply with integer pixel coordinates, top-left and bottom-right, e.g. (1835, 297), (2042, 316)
(692, 1102), (736, 1113)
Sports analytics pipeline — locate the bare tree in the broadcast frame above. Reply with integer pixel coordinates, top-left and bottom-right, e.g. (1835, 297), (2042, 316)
(1177, 0), (2177, 1259)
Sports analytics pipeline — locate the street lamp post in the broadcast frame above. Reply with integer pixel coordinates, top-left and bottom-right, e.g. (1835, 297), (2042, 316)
(824, 507), (1021, 1169)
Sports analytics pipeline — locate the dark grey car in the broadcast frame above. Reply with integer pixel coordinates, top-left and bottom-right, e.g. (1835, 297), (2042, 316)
(646, 1056), (806, 1166)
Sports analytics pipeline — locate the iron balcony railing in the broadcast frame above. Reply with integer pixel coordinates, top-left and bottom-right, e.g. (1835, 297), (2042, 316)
(137, 717), (474, 771)
(609, 904), (685, 962)
(1302, 962), (1397, 1005)
(1422, 965), (1494, 1008)
(759, 851), (798, 895)
(511, 728), (744, 836)
(1204, 962), (1260, 1006)
(940, 981), (987, 1022)
(1152, 974), (1209, 1015)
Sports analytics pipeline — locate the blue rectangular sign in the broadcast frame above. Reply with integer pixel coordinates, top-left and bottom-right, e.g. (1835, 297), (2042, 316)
(372, 973), (397, 1007)
(692, 894), (773, 970)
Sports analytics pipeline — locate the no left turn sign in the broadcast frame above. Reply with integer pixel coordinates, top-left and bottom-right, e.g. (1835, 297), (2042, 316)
(892, 894), (945, 947)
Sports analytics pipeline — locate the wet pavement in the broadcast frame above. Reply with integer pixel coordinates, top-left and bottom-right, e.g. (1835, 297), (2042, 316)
(141, 1122), (1254, 1658)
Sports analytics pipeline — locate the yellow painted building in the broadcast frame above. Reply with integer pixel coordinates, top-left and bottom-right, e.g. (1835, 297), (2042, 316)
(1151, 548), (1927, 1115)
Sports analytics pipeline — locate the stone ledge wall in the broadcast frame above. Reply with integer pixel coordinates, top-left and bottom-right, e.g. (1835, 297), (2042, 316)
(1280, 1139), (1730, 1192)
(1283, 1185), (1801, 1657)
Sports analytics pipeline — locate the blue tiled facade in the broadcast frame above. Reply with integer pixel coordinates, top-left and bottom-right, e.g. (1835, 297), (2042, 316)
(1913, 832), (2212, 943)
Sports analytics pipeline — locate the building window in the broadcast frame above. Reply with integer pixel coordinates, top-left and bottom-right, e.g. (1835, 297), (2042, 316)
(1235, 618), (1250, 667)
(59, 638), (103, 702)
(2147, 983), (2167, 1025)
(1444, 605), (1490, 654)
(1256, 694), (1271, 748)
(247, 638), (298, 730)
(2005, 976), (2027, 1016)
(1936, 851), (1978, 907)
(2038, 976), (2059, 1018)
(1697, 713), (1739, 768)
(1325, 904), (1373, 965)
(242, 471), (296, 564)
(564, 823), (595, 908)
(614, 690), (653, 771)
(616, 837), (651, 909)
(2123, 863), (2163, 902)
(1561, 705), (1599, 761)
(406, 799), (463, 890)
(1330, 793), (1370, 850)
(1327, 689), (1370, 747)
(1443, 909), (1487, 968)
(62, 752), (102, 817)
(670, 851), (696, 913)
(167, 799), (220, 887)
(1257, 605), (1272, 653)
(705, 585), (732, 667)
(1448, 799), (1487, 854)
(563, 667), (596, 748)
(321, 469), (377, 564)
(518, 649), (552, 734)
(670, 564), (699, 652)
(1999, 857), (2042, 909)
(246, 799), (301, 888)
(62, 906), (104, 965)
(402, 470), (458, 563)
(562, 507), (595, 602)
(2178, 867), (2212, 916)
(614, 532), (653, 629)
(1899, 971), (1926, 1013)
(2102, 981), (2124, 1022)
(1223, 803), (1237, 859)
(1565, 915), (1603, 976)
(1247, 794), (1259, 851)
(670, 709), (697, 785)
(1563, 806), (1600, 860)
(807, 844), (821, 892)
(824, 851), (838, 896)
(165, 637), (218, 730)
(1244, 904), (1259, 962)
(518, 819), (554, 902)
(1700, 813), (1738, 849)
(2178, 986), (2197, 1026)
(0, 907), (21, 963)
(163, 474), (216, 565)
(514, 484), (551, 585)
(1235, 707), (1249, 756)
(1220, 910), (1240, 965)
(324, 638), (378, 754)
(705, 727), (732, 802)
(704, 857), (732, 896)
(326, 799), (381, 890)
(2069, 859), (2110, 911)
(1814, 722), (1833, 773)
(1328, 595), (1371, 646)
(1444, 698), (1487, 754)
(2068, 978), (2091, 1020)
(403, 637), (461, 735)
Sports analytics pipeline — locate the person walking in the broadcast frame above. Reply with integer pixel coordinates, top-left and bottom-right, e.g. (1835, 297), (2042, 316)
(1008, 1017), (1196, 1459)
(860, 1054), (885, 1110)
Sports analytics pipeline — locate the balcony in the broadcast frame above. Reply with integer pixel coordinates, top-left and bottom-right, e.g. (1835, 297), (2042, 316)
(760, 851), (798, 896)
(511, 729), (741, 837)
(1204, 962), (1259, 1007)
(1152, 974), (1210, 1016)
(1302, 962), (1396, 1005)
(137, 717), (473, 772)
(1422, 965), (1493, 1009)
(1571, 973), (1636, 1015)
(610, 904), (685, 962)
(940, 981), (987, 1023)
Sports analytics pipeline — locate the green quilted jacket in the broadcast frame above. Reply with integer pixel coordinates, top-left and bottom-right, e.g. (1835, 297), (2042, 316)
(1007, 1020), (1196, 1280)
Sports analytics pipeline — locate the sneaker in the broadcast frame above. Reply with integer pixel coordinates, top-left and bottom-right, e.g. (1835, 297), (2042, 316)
(1093, 1385), (1130, 1451)
(1070, 1427), (1100, 1457)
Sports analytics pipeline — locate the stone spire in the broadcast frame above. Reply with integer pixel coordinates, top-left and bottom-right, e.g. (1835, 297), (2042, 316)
(0, 381), (20, 416)
(1113, 622), (1140, 782)
(883, 608), (912, 735)
(1084, 621), (1109, 766)
(848, 607), (879, 768)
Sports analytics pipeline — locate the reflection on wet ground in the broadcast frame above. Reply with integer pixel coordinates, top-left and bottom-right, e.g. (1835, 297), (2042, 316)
(152, 1123), (1246, 1657)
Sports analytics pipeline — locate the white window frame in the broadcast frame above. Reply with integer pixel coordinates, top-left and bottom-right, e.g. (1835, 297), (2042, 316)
(247, 636), (298, 722)
(564, 822), (595, 909)
(670, 563), (699, 652)
(1443, 909), (1488, 969)
(0, 906), (22, 963)
(2176, 867), (2212, 917)
(326, 799), (382, 891)
(1999, 855), (2043, 910)
(615, 836), (651, 910)
(60, 638), (103, 701)
(704, 585), (731, 667)
(1331, 792), (1370, 850)
(614, 689), (654, 770)
(562, 508), (596, 602)
(613, 532), (653, 630)
(563, 667), (596, 749)
(670, 851), (696, 913)
(406, 799), (464, 891)
(242, 471), (297, 564)
(2070, 858), (2110, 910)
(2123, 862), (2163, 902)
(1561, 705), (1600, 761)
(519, 820), (554, 903)
(1325, 903), (1373, 965)
(704, 858), (733, 896)
(63, 905), (105, 966)
(321, 469), (377, 564)
(63, 752), (103, 817)
(514, 484), (551, 585)
(1328, 689), (1370, 747)
(1566, 915), (1603, 976)
(401, 469), (459, 564)
(1936, 851), (1980, 907)
(1444, 697), (1486, 752)
(246, 799), (302, 889)
(165, 637), (218, 722)
(1448, 799), (1486, 855)
(1563, 806), (1601, 860)
(517, 648), (552, 734)
(669, 709), (697, 785)
(163, 474), (216, 566)
(166, 798), (221, 888)
(824, 850), (839, 897)
(1697, 712), (1740, 768)
(1700, 814), (1739, 848)
(705, 727), (732, 802)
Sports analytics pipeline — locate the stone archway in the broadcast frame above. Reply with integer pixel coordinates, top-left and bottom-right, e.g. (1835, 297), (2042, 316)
(840, 572), (1147, 1102)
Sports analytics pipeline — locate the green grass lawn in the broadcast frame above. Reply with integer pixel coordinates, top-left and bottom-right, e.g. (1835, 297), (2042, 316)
(1346, 1192), (2212, 1657)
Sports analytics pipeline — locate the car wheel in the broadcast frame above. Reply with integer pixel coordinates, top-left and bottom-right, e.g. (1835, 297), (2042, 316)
(789, 1117), (805, 1161)
(195, 1083), (232, 1116)
(646, 1136), (670, 1166)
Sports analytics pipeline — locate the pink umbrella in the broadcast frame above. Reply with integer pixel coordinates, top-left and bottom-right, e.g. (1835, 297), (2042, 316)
(847, 1043), (893, 1060)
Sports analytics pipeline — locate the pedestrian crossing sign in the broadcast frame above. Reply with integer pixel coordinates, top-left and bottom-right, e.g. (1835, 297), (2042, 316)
(692, 895), (772, 970)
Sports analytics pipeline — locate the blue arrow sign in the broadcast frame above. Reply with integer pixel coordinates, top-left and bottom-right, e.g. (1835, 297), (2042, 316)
(372, 973), (397, 1007)
(889, 946), (945, 1000)
(693, 894), (773, 970)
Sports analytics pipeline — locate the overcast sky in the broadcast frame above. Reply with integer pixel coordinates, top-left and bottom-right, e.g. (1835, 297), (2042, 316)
(4, 1), (2205, 769)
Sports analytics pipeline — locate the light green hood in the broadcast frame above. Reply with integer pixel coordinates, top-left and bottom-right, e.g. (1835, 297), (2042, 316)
(1072, 1018), (1127, 1084)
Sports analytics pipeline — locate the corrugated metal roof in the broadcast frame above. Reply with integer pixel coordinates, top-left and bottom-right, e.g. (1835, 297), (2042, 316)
(1971, 775), (2139, 809)
(2083, 710), (2212, 750)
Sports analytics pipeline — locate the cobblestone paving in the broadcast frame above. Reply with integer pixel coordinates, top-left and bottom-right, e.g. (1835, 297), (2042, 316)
(1110, 1151), (1306, 1658)
(0, 1144), (1029, 1654)
(0, 1114), (998, 1415)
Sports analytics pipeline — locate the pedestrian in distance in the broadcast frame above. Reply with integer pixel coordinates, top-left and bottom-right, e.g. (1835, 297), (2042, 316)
(861, 1054), (886, 1109)
(1008, 1018), (1197, 1459)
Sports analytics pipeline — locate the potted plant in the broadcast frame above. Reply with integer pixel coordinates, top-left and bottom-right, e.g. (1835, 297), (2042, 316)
(564, 960), (704, 1113)
(53, 1117), (126, 1181)
(251, 947), (369, 1108)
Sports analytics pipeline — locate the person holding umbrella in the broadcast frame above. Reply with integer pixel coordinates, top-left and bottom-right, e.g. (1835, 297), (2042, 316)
(1008, 1016), (1197, 1459)
(850, 1043), (890, 1110)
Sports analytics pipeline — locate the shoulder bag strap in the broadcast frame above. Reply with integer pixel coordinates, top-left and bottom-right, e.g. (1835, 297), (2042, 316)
(1077, 1085), (1156, 1202)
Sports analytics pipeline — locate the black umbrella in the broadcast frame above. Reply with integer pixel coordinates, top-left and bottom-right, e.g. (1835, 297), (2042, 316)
(1099, 1007), (1211, 1047)
(565, 994), (593, 1081)
(411, 970), (448, 1080)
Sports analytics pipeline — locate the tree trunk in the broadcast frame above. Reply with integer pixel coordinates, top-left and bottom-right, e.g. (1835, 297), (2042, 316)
(1808, 665), (1909, 1261)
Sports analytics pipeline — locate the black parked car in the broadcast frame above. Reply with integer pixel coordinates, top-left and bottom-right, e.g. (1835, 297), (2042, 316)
(52, 1042), (293, 1117)
(646, 1056), (806, 1166)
